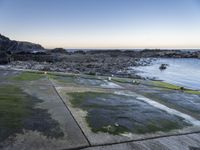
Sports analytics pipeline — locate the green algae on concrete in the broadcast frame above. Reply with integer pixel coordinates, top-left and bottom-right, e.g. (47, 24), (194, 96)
(48, 73), (76, 84)
(11, 71), (45, 81)
(152, 81), (200, 95)
(50, 73), (108, 87)
(135, 120), (184, 134)
(112, 77), (132, 84)
(0, 85), (28, 142)
(68, 91), (189, 135)
(142, 90), (200, 116)
(68, 92), (107, 107)
(152, 81), (181, 90)
(185, 90), (200, 95)
(112, 77), (132, 83)
(0, 84), (64, 143)
(68, 92), (130, 135)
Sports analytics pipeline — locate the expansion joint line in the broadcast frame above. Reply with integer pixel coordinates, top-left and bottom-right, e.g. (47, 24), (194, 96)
(78, 131), (200, 150)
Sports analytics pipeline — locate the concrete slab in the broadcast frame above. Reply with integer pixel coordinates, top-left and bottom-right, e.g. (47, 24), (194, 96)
(124, 82), (200, 119)
(2, 70), (200, 150)
(51, 74), (200, 146)
(83, 133), (200, 150)
(0, 70), (89, 150)
(50, 73), (122, 89)
(55, 84), (200, 146)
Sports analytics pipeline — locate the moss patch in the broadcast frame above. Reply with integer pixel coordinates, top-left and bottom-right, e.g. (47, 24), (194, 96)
(68, 92), (107, 107)
(0, 86), (28, 135)
(135, 120), (183, 134)
(88, 123), (129, 135)
(48, 72), (85, 84)
(152, 81), (180, 90)
(11, 71), (44, 81)
(185, 90), (200, 95)
(0, 84), (64, 143)
(68, 92), (129, 135)
(112, 77), (132, 83)
(152, 81), (200, 95)
(67, 91), (189, 135)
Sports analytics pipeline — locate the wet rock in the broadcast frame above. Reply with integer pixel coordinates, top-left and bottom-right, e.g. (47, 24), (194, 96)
(159, 64), (168, 70)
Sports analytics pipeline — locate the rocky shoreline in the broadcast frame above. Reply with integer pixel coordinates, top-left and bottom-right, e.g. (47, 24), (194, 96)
(1, 34), (200, 78)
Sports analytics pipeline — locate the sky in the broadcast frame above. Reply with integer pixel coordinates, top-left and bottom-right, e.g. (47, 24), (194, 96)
(0, 0), (200, 49)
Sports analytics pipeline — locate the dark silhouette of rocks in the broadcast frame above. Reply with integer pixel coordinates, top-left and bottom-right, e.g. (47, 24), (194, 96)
(1, 34), (200, 77)
(0, 34), (44, 53)
(50, 48), (69, 54)
(0, 34), (45, 64)
(0, 51), (10, 64)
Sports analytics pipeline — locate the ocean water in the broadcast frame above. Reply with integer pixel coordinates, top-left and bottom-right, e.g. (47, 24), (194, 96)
(132, 58), (200, 90)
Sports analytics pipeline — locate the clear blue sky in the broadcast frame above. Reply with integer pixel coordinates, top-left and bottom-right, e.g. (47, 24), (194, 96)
(0, 0), (200, 49)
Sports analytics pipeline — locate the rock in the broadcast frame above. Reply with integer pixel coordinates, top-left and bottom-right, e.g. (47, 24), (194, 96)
(50, 48), (69, 54)
(0, 51), (10, 64)
(159, 64), (168, 70)
(0, 34), (44, 53)
(1, 34), (200, 77)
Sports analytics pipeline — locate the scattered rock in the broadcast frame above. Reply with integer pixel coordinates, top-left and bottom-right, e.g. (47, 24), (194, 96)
(1, 34), (200, 77)
(159, 64), (168, 70)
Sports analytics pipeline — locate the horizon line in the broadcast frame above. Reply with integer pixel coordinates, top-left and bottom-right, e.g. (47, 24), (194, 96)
(62, 48), (200, 50)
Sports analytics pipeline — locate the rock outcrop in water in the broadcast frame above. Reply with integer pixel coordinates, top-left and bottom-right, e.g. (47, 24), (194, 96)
(159, 64), (168, 70)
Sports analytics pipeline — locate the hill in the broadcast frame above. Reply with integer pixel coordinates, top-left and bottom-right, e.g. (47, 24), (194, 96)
(0, 34), (44, 53)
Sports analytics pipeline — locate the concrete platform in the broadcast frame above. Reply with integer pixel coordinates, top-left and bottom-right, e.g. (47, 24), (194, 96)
(83, 132), (200, 150)
(0, 69), (89, 150)
(56, 85), (200, 146)
(1, 69), (200, 150)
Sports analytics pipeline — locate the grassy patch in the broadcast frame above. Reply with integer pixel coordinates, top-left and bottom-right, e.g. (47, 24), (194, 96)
(67, 92), (130, 135)
(0, 85), (32, 142)
(0, 85), (28, 128)
(87, 122), (129, 135)
(152, 81), (200, 95)
(0, 84), (64, 142)
(135, 120), (184, 134)
(112, 77), (141, 85)
(11, 71), (44, 81)
(68, 92), (107, 107)
(47, 73), (78, 84)
(67, 91), (188, 135)
(185, 90), (200, 95)
(112, 77), (132, 83)
(152, 81), (180, 90)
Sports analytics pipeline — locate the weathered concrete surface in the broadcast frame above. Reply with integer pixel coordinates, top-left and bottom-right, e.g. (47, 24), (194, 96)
(1, 69), (200, 150)
(0, 69), (89, 150)
(121, 81), (200, 120)
(52, 74), (200, 146)
(83, 132), (200, 150)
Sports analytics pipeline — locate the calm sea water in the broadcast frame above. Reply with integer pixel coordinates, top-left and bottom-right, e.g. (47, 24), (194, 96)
(133, 58), (200, 90)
